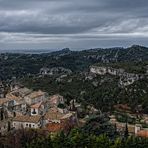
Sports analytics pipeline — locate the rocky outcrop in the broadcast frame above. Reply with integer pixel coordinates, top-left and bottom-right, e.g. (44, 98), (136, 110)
(119, 73), (144, 87)
(90, 66), (144, 87)
(90, 66), (125, 76)
(40, 67), (72, 75)
(90, 66), (107, 75)
(40, 68), (50, 75)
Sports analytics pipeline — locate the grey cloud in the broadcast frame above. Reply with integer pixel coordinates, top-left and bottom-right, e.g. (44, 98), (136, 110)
(0, 0), (148, 49)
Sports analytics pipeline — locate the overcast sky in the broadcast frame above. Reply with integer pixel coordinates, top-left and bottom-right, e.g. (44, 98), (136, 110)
(0, 0), (148, 50)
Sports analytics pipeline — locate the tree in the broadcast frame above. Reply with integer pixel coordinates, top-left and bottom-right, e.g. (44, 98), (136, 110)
(124, 122), (129, 139)
(52, 131), (69, 148)
(0, 109), (3, 121)
(95, 134), (111, 148)
(8, 121), (11, 132)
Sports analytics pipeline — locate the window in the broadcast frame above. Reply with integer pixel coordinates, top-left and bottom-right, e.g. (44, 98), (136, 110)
(29, 124), (31, 128)
(32, 109), (37, 114)
(26, 124), (28, 127)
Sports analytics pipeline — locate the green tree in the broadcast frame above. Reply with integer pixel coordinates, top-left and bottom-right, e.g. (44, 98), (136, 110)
(124, 123), (129, 139)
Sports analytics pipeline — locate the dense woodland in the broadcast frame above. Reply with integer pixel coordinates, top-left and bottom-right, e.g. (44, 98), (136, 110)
(1, 128), (148, 148)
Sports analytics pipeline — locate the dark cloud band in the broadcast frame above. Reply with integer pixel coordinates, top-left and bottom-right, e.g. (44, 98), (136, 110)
(0, 0), (148, 49)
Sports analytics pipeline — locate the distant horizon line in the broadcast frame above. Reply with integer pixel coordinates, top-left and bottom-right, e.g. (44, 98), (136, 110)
(0, 44), (147, 54)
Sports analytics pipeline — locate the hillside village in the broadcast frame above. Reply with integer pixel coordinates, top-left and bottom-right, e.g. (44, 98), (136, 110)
(110, 104), (148, 138)
(0, 83), (79, 135)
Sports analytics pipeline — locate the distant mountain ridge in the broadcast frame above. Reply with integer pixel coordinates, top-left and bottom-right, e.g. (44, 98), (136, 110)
(0, 45), (148, 80)
(49, 45), (148, 63)
(85, 45), (148, 62)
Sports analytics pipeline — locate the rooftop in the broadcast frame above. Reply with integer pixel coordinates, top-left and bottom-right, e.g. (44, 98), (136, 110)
(31, 102), (43, 109)
(44, 107), (64, 120)
(6, 93), (21, 101)
(11, 87), (32, 97)
(137, 130), (148, 138)
(26, 90), (46, 99)
(61, 113), (73, 119)
(0, 95), (20, 105)
(49, 94), (63, 101)
(13, 115), (42, 123)
(46, 122), (65, 133)
(46, 119), (72, 133)
(0, 98), (9, 105)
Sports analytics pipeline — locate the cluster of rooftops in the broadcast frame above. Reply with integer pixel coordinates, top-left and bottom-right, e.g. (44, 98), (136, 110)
(0, 84), (78, 134)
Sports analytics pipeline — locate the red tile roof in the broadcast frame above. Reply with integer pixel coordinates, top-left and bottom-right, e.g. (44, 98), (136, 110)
(46, 123), (64, 133)
(46, 120), (71, 133)
(137, 130), (148, 138)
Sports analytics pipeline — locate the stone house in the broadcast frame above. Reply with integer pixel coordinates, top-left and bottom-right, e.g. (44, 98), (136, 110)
(49, 94), (64, 107)
(24, 90), (48, 105)
(30, 102), (47, 116)
(45, 112), (78, 133)
(44, 107), (78, 133)
(0, 98), (9, 108)
(13, 100), (27, 115)
(10, 87), (32, 98)
(0, 120), (11, 135)
(13, 115), (42, 129)
(5, 93), (27, 114)
(44, 107), (64, 124)
(10, 83), (23, 92)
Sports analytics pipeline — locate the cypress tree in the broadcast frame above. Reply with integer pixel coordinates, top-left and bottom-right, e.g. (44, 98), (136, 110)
(124, 122), (129, 139)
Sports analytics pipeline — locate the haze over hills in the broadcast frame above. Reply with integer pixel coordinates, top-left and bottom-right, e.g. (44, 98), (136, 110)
(0, 49), (55, 54)
(0, 44), (148, 55)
